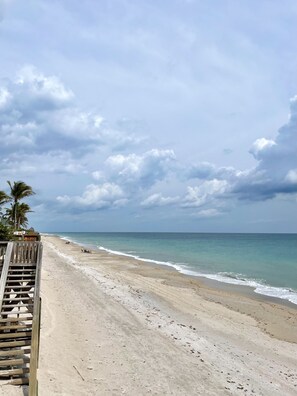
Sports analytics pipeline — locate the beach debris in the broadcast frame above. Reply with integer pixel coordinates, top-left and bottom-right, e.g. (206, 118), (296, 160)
(73, 365), (85, 381)
(65, 241), (70, 244)
(81, 248), (91, 253)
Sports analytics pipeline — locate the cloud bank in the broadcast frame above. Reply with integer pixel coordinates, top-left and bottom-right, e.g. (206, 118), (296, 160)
(186, 96), (297, 209)
(1, 67), (296, 221)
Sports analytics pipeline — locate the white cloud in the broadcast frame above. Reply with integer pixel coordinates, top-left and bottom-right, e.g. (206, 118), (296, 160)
(15, 66), (74, 105)
(186, 95), (297, 203)
(249, 137), (276, 159)
(187, 161), (237, 181)
(0, 150), (85, 177)
(92, 170), (104, 181)
(1, 121), (38, 147)
(194, 208), (222, 218)
(59, 149), (177, 210)
(105, 149), (176, 189)
(0, 66), (141, 159)
(57, 183), (127, 209)
(2, 65), (296, 222)
(233, 95), (297, 199)
(183, 179), (229, 208)
(141, 193), (180, 208)
(0, 88), (11, 109)
(285, 169), (297, 184)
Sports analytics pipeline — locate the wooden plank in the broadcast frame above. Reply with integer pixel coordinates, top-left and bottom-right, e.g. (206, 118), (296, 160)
(3, 297), (33, 301)
(0, 316), (32, 322)
(0, 339), (31, 348)
(0, 331), (32, 339)
(2, 303), (34, 308)
(0, 324), (31, 331)
(1, 310), (31, 314)
(29, 297), (41, 396)
(6, 278), (35, 284)
(5, 285), (33, 290)
(10, 264), (36, 267)
(28, 243), (42, 396)
(0, 243), (13, 312)
(0, 348), (30, 357)
(7, 275), (36, 278)
(4, 291), (33, 295)
(0, 357), (29, 366)
(1, 311), (29, 314)
(0, 367), (30, 376)
(6, 377), (29, 385)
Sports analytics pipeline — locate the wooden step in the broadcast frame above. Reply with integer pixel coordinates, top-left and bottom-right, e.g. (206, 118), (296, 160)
(5, 286), (33, 290)
(5, 280), (35, 283)
(6, 275), (35, 278)
(0, 340), (31, 348)
(5, 377), (29, 385)
(0, 324), (32, 331)
(4, 291), (33, 296)
(0, 348), (30, 357)
(11, 263), (36, 267)
(0, 331), (32, 340)
(6, 280), (34, 283)
(7, 270), (35, 274)
(10, 264), (36, 267)
(0, 357), (29, 367)
(0, 367), (30, 377)
(3, 297), (33, 302)
(0, 317), (32, 323)
(5, 282), (34, 286)
(2, 304), (34, 313)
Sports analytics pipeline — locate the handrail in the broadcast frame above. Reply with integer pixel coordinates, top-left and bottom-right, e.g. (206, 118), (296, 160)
(0, 242), (8, 266)
(0, 242), (13, 311)
(29, 242), (43, 396)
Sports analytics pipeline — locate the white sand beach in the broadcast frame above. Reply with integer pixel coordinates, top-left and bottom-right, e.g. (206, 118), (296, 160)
(2, 235), (297, 395)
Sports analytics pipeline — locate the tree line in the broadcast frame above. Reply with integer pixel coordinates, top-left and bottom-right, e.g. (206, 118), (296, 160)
(0, 181), (35, 239)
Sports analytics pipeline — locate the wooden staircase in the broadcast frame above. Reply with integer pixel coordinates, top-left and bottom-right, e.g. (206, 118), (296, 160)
(0, 241), (42, 395)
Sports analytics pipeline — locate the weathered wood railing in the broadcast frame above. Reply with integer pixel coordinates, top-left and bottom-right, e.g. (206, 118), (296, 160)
(0, 242), (8, 268)
(0, 241), (42, 395)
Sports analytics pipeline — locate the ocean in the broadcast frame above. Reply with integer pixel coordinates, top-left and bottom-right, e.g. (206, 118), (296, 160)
(52, 232), (297, 305)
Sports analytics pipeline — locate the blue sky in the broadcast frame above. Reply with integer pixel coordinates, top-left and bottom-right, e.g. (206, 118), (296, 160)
(0, 0), (296, 232)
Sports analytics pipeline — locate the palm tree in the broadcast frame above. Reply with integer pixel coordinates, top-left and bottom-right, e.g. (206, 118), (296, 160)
(0, 190), (11, 220)
(16, 203), (32, 229)
(7, 181), (35, 230)
(0, 190), (10, 206)
(5, 203), (32, 229)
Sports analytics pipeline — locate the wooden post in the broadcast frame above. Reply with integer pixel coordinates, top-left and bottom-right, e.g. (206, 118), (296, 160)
(29, 243), (43, 396)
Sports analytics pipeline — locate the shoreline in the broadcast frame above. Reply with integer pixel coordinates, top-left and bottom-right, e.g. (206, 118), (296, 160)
(44, 234), (297, 345)
(50, 232), (297, 311)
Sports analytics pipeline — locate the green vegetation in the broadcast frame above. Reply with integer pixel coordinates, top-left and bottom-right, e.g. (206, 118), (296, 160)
(0, 181), (35, 239)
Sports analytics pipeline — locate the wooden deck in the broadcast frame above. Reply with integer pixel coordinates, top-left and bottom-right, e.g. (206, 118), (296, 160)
(0, 241), (42, 395)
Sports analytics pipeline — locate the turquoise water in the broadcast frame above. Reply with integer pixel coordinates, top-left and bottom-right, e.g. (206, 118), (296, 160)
(53, 232), (297, 305)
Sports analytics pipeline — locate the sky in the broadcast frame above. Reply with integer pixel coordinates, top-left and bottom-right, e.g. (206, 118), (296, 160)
(0, 0), (296, 232)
